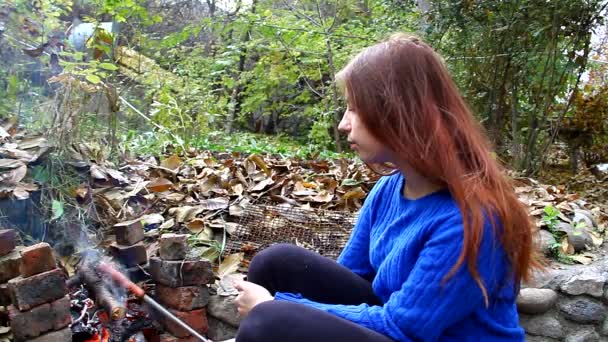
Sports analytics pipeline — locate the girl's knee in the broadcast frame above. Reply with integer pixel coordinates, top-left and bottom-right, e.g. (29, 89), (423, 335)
(235, 301), (280, 341)
(248, 243), (300, 280)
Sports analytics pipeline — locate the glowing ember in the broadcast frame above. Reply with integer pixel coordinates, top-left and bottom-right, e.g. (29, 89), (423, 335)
(84, 327), (109, 342)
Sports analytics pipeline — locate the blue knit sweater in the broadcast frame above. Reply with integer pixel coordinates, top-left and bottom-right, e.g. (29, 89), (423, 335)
(275, 173), (524, 341)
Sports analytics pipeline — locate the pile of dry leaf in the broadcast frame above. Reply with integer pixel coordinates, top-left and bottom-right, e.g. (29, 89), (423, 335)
(0, 120), (49, 200)
(1, 125), (607, 268)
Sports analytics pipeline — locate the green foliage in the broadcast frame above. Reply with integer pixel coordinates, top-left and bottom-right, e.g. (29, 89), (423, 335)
(95, 0), (160, 25)
(122, 129), (350, 160)
(542, 205), (561, 233)
(2, 0), (606, 173)
(426, 0), (606, 173)
(0, 73), (20, 118)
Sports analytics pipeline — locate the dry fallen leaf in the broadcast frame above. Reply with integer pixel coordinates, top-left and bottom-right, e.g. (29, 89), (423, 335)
(247, 154), (271, 176)
(12, 186), (29, 200)
(161, 155), (182, 171)
(251, 177), (274, 192)
(570, 252), (595, 265)
(147, 177), (174, 193)
(199, 197), (230, 211)
(561, 236), (575, 255)
(342, 187), (366, 200)
(186, 218), (206, 233)
(0, 159), (24, 169)
(1, 164), (27, 183)
(170, 205), (205, 223)
(217, 253), (244, 279)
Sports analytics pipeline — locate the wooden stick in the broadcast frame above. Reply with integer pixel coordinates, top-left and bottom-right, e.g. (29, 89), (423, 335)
(77, 266), (127, 321)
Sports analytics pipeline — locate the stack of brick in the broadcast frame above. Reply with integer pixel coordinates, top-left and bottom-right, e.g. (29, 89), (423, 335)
(8, 242), (72, 341)
(0, 229), (21, 309)
(110, 219), (148, 268)
(152, 233), (214, 341)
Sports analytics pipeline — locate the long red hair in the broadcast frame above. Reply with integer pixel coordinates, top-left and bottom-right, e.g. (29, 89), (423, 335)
(337, 33), (542, 303)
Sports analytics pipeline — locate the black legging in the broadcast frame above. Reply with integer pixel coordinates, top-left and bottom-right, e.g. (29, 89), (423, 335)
(235, 243), (396, 342)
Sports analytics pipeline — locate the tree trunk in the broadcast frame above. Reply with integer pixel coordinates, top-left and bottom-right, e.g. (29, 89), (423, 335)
(225, 0), (257, 134)
(325, 37), (343, 153)
(416, 0), (431, 33)
(510, 83), (521, 168)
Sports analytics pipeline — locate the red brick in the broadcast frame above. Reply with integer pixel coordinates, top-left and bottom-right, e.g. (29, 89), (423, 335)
(0, 229), (18, 256)
(19, 242), (57, 277)
(0, 283), (10, 306)
(109, 242), (148, 267)
(156, 284), (209, 311)
(28, 327), (72, 342)
(150, 257), (214, 287)
(158, 308), (208, 338)
(0, 248), (21, 283)
(159, 233), (189, 260)
(8, 268), (67, 311)
(158, 333), (199, 342)
(114, 219), (145, 245)
(9, 295), (71, 341)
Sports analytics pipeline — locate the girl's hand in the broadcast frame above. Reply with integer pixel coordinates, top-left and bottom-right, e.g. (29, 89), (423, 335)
(234, 280), (273, 317)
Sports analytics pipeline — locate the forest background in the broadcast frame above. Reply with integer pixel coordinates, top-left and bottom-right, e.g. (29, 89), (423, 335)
(0, 0), (607, 186)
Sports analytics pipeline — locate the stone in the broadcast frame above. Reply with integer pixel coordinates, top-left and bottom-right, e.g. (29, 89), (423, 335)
(159, 233), (189, 260)
(208, 295), (240, 327)
(157, 307), (208, 338)
(525, 267), (578, 291)
(28, 327), (73, 342)
(8, 268), (67, 311)
(9, 295), (71, 341)
(536, 230), (557, 256)
(567, 229), (594, 253)
(561, 269), (606, 298)
(0, 248), (21, 283)
(19, 242), (57, 277)
(126, 262), (150, 283)
(564, 327), (600, 342)
(573, 209), (596, 229)
(0, 283), (10, 306)
(601, 315), (608, 336)
(590, 163), (608, 181)
(519, 314), (564, 339)
(558, 297), (606, 324)
(114, 219), (145, 245)
(516, 288), (558, 314)
(0, 229), (18, 256)
(525, 335), (559, 342)
(156, 284), (209, 311)
(555, 222), (575, 234)
(207, 316), (238, 341)
(149, 257), (214, 287)
(109, 242), (148, 267)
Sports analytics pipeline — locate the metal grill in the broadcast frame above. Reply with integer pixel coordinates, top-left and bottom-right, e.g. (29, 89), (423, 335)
(225, 204), (358, 260)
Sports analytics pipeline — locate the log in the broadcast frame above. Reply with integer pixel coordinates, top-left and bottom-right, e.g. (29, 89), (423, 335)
(73, 265), (127, 321)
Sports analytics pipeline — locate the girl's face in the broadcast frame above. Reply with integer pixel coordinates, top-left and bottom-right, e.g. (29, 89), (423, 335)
(338, 105), (393, 164)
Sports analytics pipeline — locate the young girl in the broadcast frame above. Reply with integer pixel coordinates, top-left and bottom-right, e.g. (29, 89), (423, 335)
(233, 33), (541, 342)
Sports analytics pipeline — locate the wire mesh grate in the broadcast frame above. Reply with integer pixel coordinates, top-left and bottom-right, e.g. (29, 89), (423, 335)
(225, 203), (358, 260)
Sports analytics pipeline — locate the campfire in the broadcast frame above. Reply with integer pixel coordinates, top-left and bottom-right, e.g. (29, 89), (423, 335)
(68, 260), (156, 342)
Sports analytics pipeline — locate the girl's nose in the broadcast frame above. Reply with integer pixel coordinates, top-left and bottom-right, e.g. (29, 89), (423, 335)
(338, 111), (350, 134)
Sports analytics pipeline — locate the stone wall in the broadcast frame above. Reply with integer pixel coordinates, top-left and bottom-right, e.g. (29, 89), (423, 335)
(207, 261), (608, 341)
(520, 260), (608, 341)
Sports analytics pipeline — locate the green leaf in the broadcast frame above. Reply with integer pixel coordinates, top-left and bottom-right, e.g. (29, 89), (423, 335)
(85, 74), (102, 84)
(51, 200), (64, 221)
(99, 62), (119, 71)
(341, 178), (362, 186)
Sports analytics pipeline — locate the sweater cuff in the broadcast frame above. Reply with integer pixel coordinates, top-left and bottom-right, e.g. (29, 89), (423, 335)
(274, 291), (304, 302)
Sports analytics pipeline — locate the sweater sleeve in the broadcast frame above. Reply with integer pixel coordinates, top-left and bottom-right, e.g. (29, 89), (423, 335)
(275, 217), (508, 341)
(336, 176), (388, 280)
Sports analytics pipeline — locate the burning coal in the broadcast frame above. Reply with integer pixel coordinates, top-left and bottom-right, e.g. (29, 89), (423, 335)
(68, 254), (155, 342)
